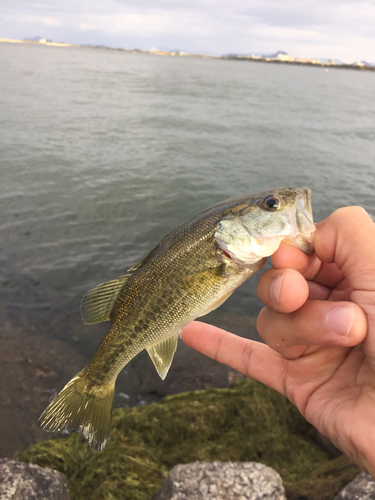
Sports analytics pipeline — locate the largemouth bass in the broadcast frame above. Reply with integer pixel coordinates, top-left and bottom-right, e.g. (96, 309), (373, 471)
(38, 187), (315, 450)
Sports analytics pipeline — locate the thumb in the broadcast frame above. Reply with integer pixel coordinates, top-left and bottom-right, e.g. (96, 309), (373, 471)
(315, 207), (375, 291)
(315, 207), (375, 358)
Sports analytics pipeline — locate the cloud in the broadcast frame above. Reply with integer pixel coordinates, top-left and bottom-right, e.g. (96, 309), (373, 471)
(0, 0), (374, 61)
(5, 13), (60, 27)
(76, 9), (223, 38)
(42, 17), (60, 26)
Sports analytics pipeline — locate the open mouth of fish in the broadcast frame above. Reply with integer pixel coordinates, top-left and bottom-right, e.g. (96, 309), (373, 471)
(284, 188), (315, 253)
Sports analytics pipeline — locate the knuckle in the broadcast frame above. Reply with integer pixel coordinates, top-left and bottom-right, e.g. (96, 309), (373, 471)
(333, 206), (367, 220)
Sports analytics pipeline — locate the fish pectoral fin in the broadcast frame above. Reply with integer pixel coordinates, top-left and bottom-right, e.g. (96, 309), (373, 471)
(178, 267), (223, 294)
(80, 275), (130, 325)
(147, 331), (181, 380)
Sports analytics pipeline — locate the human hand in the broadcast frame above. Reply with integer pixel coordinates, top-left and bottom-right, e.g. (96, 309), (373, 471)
(182, 207), (375, 476)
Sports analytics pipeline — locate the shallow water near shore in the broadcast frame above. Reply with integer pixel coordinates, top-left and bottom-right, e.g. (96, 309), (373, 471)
(0, 41), (374, 456)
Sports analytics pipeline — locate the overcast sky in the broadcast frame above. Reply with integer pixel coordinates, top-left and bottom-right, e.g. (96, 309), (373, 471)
(1, 0), (375, 63)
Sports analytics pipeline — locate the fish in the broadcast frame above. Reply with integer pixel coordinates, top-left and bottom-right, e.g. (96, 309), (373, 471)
(37, 187), (315, 451)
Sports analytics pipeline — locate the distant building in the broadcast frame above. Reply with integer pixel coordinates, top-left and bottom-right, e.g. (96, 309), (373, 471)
(275, 53), (295, 62)
(295, 57), (322, 65)
(265, 52), (295, 62)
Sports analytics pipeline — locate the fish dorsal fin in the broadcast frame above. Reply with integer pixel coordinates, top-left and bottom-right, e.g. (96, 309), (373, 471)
(146, 331), (181, 380)
(126, 232), (171, 273)
(80, 275), (130, 324)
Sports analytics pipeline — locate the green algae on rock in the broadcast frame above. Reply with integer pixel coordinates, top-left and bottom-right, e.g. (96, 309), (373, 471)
(17, 380), (360, 500)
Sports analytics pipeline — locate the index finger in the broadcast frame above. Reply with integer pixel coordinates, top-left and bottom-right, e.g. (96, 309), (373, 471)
(182, 321), (287, 394)
(271, 243), (313, 274)
(272, 229), (346, 288)
(271, 243), (345, 289)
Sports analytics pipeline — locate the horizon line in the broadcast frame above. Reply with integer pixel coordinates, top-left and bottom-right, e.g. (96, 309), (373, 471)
(1, 37), (374, 71)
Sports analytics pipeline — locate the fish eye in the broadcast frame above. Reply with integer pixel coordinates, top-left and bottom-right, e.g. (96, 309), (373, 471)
(263, 195), (280, 211)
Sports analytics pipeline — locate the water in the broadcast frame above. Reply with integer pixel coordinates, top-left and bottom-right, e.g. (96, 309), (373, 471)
(1, 41), (374, 455)
(0, 42), (374, 363)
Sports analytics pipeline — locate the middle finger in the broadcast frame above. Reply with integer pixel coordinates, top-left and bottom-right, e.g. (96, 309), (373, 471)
(256, 300), (367, 358)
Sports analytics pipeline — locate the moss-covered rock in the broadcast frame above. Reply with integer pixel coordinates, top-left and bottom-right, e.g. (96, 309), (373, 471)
(17, 380), (360, 500)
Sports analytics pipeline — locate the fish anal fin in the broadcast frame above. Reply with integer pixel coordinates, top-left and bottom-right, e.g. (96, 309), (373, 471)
(80, 275), (129, 325)
(147, 331), (180, 380)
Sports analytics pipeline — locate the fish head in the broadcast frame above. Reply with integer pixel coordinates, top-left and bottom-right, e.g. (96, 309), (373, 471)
(215, 187), (315, 266)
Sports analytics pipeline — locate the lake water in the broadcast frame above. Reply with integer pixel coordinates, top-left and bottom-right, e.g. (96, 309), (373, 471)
(0, 41), (374, 384)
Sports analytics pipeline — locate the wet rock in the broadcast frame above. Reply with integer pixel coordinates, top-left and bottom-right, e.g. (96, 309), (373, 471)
(18, 380), (361, 500)
(0, 324), (87, 458)
(334, 472), (375, 499)
(152, 461), (286, 500)
(0, 458), (70, 500)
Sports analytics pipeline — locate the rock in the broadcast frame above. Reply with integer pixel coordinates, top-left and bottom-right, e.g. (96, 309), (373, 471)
(0, 324), (87, 458)
(152, 461), (286, 500)
(0, 458), (70, 500)
(334, 471), (375, 499)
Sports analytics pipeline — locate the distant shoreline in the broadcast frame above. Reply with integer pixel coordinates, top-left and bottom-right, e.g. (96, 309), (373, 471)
(225, 54), (375, 71)
(0, 37), (76, 48)
(1, 37), (374, 72)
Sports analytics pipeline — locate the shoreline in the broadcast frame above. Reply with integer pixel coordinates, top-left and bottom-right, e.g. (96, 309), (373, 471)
(0, 311), (259, 459)
(1, 38), (374, 72)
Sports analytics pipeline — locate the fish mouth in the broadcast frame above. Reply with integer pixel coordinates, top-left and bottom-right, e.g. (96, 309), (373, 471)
(297, 187), (313, 223)
(280, 187), (315, 254)
(292, 187), (316, 253)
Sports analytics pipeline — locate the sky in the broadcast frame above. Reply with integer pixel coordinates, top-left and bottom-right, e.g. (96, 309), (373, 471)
(1, 0), (375, 63)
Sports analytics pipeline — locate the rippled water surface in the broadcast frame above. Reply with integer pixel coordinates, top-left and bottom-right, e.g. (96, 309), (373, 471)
(1, 42), (374, 356)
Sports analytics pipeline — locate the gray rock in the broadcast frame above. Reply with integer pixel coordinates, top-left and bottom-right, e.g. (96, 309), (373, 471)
(152, 461), (286, 500)
(0, 458), (70, 500)
(334, 471), (375, 499)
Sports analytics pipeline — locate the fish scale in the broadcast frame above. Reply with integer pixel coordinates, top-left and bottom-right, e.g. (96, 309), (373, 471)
(38, 187), (315, 450)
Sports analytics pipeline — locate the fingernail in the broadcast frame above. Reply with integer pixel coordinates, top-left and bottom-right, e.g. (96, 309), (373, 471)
(270, 274), (284, 305)
(325, 306), (354, 337)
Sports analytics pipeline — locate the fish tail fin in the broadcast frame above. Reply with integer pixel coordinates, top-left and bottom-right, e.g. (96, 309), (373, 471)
(37, 371), (115, 451)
